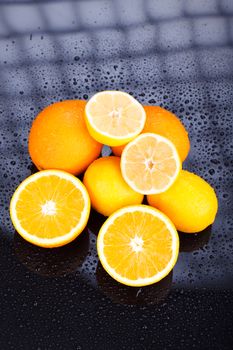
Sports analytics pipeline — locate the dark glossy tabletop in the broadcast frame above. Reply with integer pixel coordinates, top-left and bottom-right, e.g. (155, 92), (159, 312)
(0, 1), (233, 349)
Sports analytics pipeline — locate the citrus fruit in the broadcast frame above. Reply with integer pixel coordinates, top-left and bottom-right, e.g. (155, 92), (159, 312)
(97, 205), (179, 287)
(28, 100), (102, 175)
(10, 170), (91, 248)
(121, 133), (181, 195)
(112, 105), (190, 161)
(85, 91), (146, 146)
(147, 170), (218, 233)
(83, 156), (143, 216)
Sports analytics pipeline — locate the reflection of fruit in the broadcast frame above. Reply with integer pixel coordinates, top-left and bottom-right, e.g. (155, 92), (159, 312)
(148, 170), (218, 233)
(28, 100), (102, 175)
(10, 170), (90, 248)
(97, 205), (179, 287)
(14, 230), (89, 277)
(83, 156), (143, 216)
(87, 209), (107, 236)
(96, 261), (173, 306)
(179, 226), (212, 252)
(85, 91), (146, 146)
(121, 133), (181, 195)
(112, 106), (190, 161)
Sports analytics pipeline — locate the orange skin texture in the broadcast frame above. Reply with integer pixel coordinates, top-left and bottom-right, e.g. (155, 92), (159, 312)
(112, 106), (190, 162)
(147, 170), (218, 233)
(83, 156), (143, 216)
(28, 100), (102, 175)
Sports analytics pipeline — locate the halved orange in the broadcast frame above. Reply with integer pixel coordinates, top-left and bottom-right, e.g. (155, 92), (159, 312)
(85, 91), (146, 146)
(121, 133), (181, 195)
(10, 170), (90, 248)
(97, 205), (179, 287)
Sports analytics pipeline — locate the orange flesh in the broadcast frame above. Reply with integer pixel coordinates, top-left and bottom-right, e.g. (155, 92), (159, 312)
(103, 211), (173, 280)
(16, 175), (85, 239)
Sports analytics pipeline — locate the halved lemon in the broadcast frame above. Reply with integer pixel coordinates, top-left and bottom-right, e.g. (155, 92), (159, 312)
(10, 170), (90, 248)
(85, 91), (146, 146)
(121, 133), (181, 195)
(97, 205), (179, 287)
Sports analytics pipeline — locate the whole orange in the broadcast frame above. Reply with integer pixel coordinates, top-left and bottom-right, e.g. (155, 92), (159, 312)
(112, 106), (190, 162)
(147, 170), (218, 233)
(83, 156), (143, 216)
(28, 100), (102, 175)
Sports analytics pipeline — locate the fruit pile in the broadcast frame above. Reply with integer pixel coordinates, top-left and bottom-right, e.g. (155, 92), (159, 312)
(10, 91), (218, 287)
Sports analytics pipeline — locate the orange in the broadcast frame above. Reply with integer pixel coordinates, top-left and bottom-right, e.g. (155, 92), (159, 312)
(112, 105), (190, 161)
(121, 133), (181, 195)
(85, 91), (146, 146)
(83, 156), (143, 216)
(28, 100), (102, 175)
(10, 170), (91, 248)
(97, 205), (179, 287)
(147, 170), (218, 233)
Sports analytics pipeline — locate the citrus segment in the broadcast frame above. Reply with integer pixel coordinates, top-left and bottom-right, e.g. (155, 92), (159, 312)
(97, 205), (179, 286)
(10, 170), (90, 247)
(85, 91), (146, 146)
(121, 133), (181, 195)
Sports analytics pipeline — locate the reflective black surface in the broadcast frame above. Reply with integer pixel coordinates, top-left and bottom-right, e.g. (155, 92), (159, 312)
(0, 1), (233, 349)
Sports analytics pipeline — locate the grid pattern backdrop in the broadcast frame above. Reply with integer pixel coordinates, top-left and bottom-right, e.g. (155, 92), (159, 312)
(0, 0), (233, 98)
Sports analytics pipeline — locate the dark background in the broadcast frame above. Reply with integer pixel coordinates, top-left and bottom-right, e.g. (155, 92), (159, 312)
(0, 0), (233, 349)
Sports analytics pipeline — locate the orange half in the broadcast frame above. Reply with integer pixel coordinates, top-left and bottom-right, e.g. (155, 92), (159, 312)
(10, 170), (90, 248)
(97, 205), (179, 287)
(121, 133), (181, 195)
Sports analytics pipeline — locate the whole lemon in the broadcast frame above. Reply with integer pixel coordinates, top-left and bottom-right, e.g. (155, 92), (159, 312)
(147, 170), (218, 233)
(83, 156), (143, 216)
(28, 100), (102, 175)
(112, 106), (190, 162)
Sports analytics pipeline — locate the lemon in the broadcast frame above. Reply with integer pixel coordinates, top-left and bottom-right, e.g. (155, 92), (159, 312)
(121, 133), (181, 195)
(147, 170), (218, 233)
(83, 156), (143, 216)
(85, 91), (146, 146)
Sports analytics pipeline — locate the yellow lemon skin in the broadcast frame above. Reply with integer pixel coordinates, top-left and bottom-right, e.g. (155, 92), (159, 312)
(84, 116), (140, 147)
(147, 170), (218, 233)
(83, 156), (144, 216)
